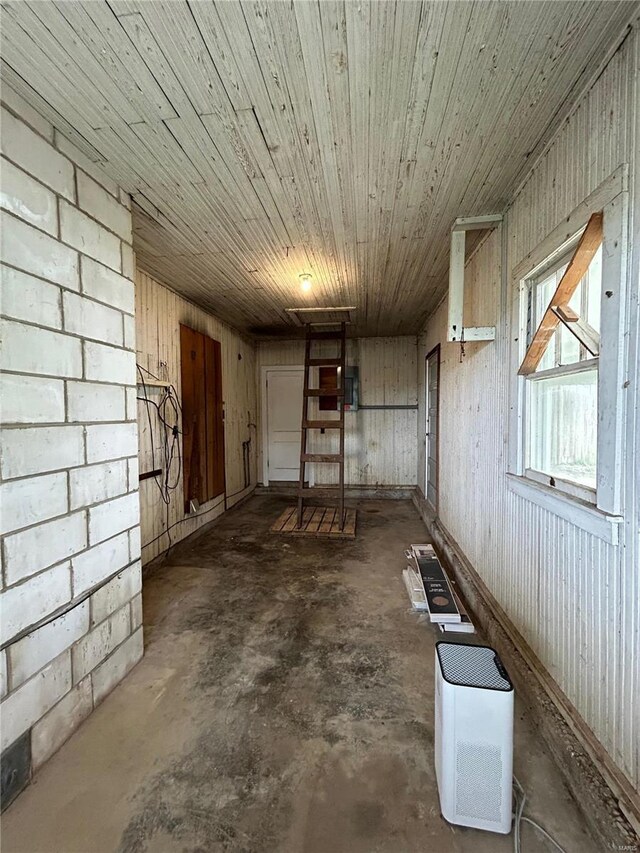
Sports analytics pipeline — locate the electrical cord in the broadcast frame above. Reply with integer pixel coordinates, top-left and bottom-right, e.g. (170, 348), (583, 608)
(136, 364), (184, 553)
(137, 363), (254, 553)
(512, 776), (567, 853)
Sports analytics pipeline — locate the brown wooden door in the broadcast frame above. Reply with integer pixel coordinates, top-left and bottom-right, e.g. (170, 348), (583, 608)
(180, 324), (225, 512)
(204, 335), (225, 500)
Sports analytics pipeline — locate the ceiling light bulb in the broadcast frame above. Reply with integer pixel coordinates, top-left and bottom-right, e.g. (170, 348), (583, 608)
(299, 273), (312, 292)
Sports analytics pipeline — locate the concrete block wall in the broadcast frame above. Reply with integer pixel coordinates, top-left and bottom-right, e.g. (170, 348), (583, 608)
(0, 87), (143, 808)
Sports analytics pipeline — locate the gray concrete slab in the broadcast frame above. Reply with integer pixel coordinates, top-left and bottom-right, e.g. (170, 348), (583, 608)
(2, 496), (597, 853)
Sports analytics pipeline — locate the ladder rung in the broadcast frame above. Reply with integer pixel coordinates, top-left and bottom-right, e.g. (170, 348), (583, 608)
(301, 453), (342, 463)
(308, 330), (343, 340)
(303, 420), (343, 429)
(304, 388), (344, 397)
(307, 357), (341, 366)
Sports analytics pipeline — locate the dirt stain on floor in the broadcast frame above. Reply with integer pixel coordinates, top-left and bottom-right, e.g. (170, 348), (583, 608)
(3, 497), (600, 853)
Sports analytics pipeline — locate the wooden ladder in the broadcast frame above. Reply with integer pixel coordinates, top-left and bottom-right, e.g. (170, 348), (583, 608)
(297, 322), (347, 530)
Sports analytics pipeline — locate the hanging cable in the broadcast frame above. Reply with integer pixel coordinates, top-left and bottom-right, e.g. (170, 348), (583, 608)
(512, 776), (567, 853)
(136, 363), (184, 554)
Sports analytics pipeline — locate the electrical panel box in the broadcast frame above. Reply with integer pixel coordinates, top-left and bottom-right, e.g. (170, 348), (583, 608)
(343, 366), (359, 411)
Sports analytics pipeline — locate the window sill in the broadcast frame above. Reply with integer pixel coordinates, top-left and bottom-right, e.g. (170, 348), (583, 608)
(506, 473), (623, 545)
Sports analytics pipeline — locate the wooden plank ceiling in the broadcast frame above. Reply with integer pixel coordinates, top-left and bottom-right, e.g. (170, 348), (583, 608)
(0, 1), (633, 337)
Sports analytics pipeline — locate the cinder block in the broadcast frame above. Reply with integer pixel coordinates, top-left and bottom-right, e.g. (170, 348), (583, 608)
(55, 131), (118, 197)
(0, 157), (58, 235)
(72, 604), (130, 683)
(86, 422), (138, 464)
(9, 602), (89, 688)
(0, 650), (7, 699)
(31, 676), (92, 770)
(81, 256), (134, 313)
(92, 627), (143, 705)
(130, 593), (143, 631)
(1, 425), (84, 479)
(1, 265), (62, 329)
(0, 107), (74, 200)
(1, 319), (82, 378)
(127, 456), (139, 491)
(67, 381), (125, 423)
(121, 242), (135, 281)
(0, 650), (72, 752)
(0, 730), (30, 810)
(118, 188), (131, 210)
(2, 84), (54, 141)
(123, 314), (136, 350)
(1, 210), (79, 288)
(3, 510), (87, 586)
(69, 459), (128, 510)
(76, 171), (131, 242)
(0, 471), (68, 536)
(60, 201), (121, 272)
(90, 562), (141, 627)
(71, 531), (130, 596)
(125, 386), (137, 421)
(1, 374), (65, 424)
(88, 492), (140, 545)
(84, 340), (136, 385)
(0, 562), (71, 646)
(129, 526), (141, 562)
(63, 292), (124, 347)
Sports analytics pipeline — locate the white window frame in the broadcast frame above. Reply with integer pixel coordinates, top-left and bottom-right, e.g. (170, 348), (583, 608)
(508, 167), (629, 542)
(521, 233), (600, 504)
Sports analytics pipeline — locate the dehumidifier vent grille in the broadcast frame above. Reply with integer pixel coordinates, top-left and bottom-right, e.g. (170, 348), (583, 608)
(455, 740), (503, 822)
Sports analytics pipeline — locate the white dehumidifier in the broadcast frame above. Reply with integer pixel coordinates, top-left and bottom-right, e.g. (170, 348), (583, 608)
(434, 641), (514, 834)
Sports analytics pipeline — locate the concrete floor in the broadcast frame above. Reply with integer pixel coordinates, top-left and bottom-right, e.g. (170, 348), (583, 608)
(3, 496), (597, 853)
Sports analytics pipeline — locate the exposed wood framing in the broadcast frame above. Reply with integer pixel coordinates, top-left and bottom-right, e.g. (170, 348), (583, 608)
(552, 304), (600, 356)
(447, 214), (502, 342)
(518, 212), (603, 375)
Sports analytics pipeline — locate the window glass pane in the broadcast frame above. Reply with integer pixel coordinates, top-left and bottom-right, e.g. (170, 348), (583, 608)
(559, 322), (580, 365)
(529, 368), (597, 488)
(533, 271), (560, 371)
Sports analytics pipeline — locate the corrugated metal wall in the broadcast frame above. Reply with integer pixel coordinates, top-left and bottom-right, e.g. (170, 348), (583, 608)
(257, 337), (417, 486)
(135, 269), (257, 563)
(418, 27), (639, 791)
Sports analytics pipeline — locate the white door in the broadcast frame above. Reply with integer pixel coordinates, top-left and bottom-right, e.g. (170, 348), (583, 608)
(266, 368), (304, 481)
(426, 348), (439, 509)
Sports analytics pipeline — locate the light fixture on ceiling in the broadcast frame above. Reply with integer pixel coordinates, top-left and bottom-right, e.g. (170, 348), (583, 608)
(299, 273), (312, 293)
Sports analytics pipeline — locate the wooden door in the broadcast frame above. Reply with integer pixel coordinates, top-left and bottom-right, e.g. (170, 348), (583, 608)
(180, 324), (225, 512)
(205, 336), (225, 500)
(266, 368), (304, 481)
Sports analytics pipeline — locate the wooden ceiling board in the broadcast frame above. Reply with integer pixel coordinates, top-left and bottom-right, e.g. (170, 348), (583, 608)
(0, 0), (634, 336)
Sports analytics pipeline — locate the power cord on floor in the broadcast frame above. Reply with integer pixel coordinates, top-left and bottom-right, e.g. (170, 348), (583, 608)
(513, 776), (568, 853)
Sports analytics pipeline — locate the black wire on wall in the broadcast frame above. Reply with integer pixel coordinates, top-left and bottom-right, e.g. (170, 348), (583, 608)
(136, 364), (183, 554)
(136, 365), (255, 555)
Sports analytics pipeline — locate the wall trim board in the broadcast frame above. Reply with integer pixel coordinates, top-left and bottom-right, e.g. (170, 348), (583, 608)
(412, 489), (640, 846)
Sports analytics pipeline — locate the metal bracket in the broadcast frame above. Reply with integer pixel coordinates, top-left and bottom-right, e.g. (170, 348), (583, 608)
(447, 214), (503, 342)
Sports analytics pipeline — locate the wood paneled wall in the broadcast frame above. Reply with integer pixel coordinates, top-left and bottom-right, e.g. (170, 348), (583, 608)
(135, 269), (257, 563)
(418, 26), (639, 797)
(257, 336), (417, 487)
